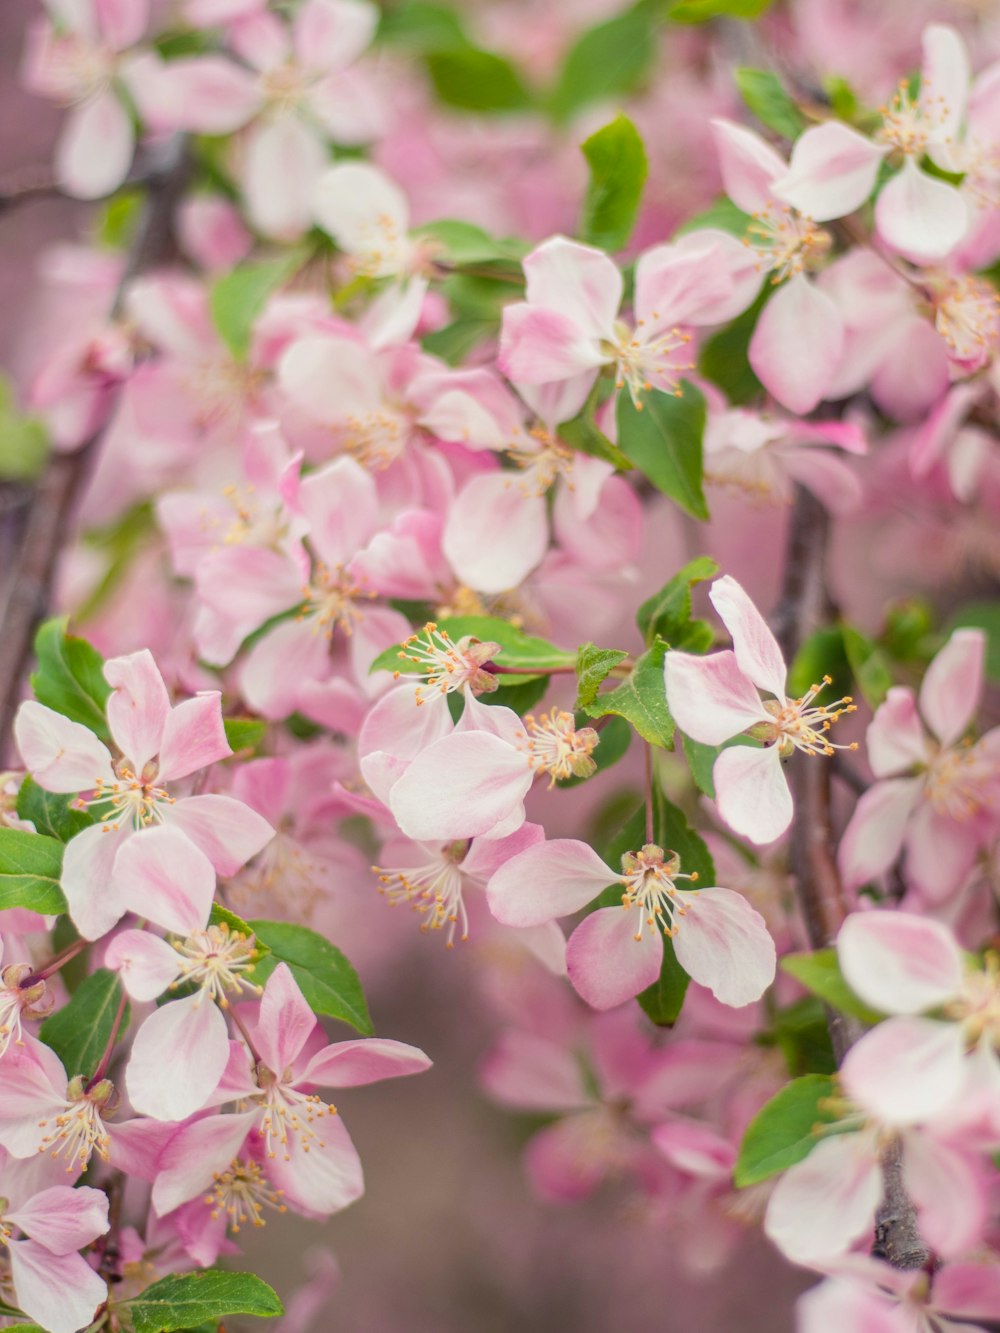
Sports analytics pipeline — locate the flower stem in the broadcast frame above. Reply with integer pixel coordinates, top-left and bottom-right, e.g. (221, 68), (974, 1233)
(88, 988), (130, 1087)
(644, 743), (655, 844)
(20, 935), (89, 987)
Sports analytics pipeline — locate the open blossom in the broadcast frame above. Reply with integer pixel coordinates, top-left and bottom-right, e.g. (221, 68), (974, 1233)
(151, 964), (430, 1221)
(499, 231), (758, 404)
(0, 1170), (109, 1333)
(835, 910), (1000, 1131)
(839, 628), (1000, 901)
(797, 1257), (1000, 1333)
(14, 650), (273, 940)
(664, 575), (857, 844)
(487, 838), (775, 1011)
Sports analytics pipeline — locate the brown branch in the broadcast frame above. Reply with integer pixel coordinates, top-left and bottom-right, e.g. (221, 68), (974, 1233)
(776, 485), (929, 1269)
(0, 135), (191, 758)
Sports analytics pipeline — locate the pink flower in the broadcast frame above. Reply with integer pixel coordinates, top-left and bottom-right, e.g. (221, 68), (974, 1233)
(838, 629), (1000, 901)
(14, 648), (274, 939)
(151, 963), (430, 1221)
(798, 1257), (1000, 1333)
(0, 1169), (109, 1333)
(487, 838), (775, 1011)
(499, 231), (758, 404)
(664, 575), (857, 844)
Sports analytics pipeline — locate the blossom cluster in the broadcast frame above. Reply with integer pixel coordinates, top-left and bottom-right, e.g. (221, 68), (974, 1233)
(1, 0), (1000, 1329)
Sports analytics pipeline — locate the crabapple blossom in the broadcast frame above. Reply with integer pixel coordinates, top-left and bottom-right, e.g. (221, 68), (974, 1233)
(487, 838), (775, 1011)
(665, 575), (857, 843)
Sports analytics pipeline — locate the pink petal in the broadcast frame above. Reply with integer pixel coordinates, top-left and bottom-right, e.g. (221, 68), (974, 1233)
(127, 993), (231, 1120)
(130, 54), (261, 133)
(709, 574), (787, 700)
(522, 236), (622, 343)
(114, 825), (217, 934)
(55, 89), (133, 199)
(866, 687), (929, 777)
(301, 1037), (431, 1088)
(312, 161), (409, 269)
(479, 1031), (590, 1112)
(773, 123), (885, 221)
(841, 1017), (965, 1125)
(255, 961), (317, 1073)
(486, 838), (616, 927)
(6, 1184), (108, 1253)
(151, 1109), (258, 1215)
(875, 160), (969, 264)
(388, 731), (531, 841)
(524, 1113), (614, 1202)
(749, 273), (844, 415)
(904, 1133), (987, 1258)
(837, 910), (964, 1015)
(278, 335), (380, 423)
(293, 0), (377, 71)
(104, 928), (182, 1000)
(713, 742), (791, 844)
(8, 1241), (108, 1333)
(498, 303), (606, 385)
(298, 456), (378, 569)
(442, 474), (548, 594)
(710, 118), (786, 213)
(96, 0), (149, 51)
(921, 24), (971, 151)
(918, 628), (984, 747)
(664, 649), (771, 746)
(157, 693), (230, 782)
(61, 821), (131, 940)
(764, 1130), (882, 1265)
(107, 1115), (180, 1181)
(238, 619), (332, 721)
(933, 1263), (1000, 1319)
(262, 1110), (364, 1217)
(903, 802), (982, 904)
(672, 887), (776, 1008)
(566, 907), (663, 1010)
(797, 1277), (900, 1333)
(165, 793), (275, 876)
(104, 648), (171, 774)
(243, 115), (328, 240)
(14, 700), (114, 792)
(634, 233), (758, 330)
(837, 778), (922, 891)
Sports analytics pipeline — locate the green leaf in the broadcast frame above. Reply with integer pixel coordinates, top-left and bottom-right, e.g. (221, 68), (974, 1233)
(210, 254), (303, 361)
(421, 316), (498, 364)
(426, 47), (532, 113)
(0, 1324), (46, 1332)
(96, 188), (144, 249)
(127, 1270), (283, 1333)
(842, 624), (893, 710)
(616, 382), (709, 521)
(581, 639), (674, 748)
(370, 617), (574, 682)
(948, 602), (1000, 683)
(0, 374), (49, 481)
(209, 901), (262, 941)
(734, 1073), (840, 1186)
(377, 1), (471, 53)
(882, 597), (935, 663)
(30, 618), (112, 743)
(15, 777), (93, 843)
(249, 921), (372, 1034)
(575, 643), (630, 709)
(763, 995), (837, 1076)
(579, 114), (648, 253)
(734, 67), (805, 139)
(0, 826), (67, 913)
(636, 556), (718, 648)
(549, 9), (655, 123)
(39, 968), (128, 1079)
(781, 949), (885, 1024)
(223, 717), (266, 755)
(558, 712), (633, 787)
(682, 733), (718, 799)
(411, 219), (527, 267)
(638, 935), (689, 1026)
(787, 625), (852, 704)
(698, 286), (769, 406)
(557, 394), (633, 470)
(824, 76), (860, 123)
(669, 0), (774, 21)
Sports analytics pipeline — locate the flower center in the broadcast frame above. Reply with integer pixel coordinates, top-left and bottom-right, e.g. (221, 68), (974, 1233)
(260, 63), (309, 111)
(255, 1071), (336, 1161)
(745, 206), (831, 284)
(204, 1157), (287, 1233)
(932, 275), (1000, 367)
(230, 832), (325, 921)
(302, 564), (375, 638)
(342, 407), (411, 470)
(216, 483), (289, 549)
(0, 965), (51, 1058)
(508, 428), (576, 495)
(945, 957), (1000, 1046)
(373, 840), (471, 946)
(879, 79), (947, 157)
(618, 844), (699, 941)
(518, 709), (599, 784)
(170, 923), (261, 1007)
(395, 624), (501, 704)
(36, 1077), (115, 1172)
(756, 676), (858, 758)
(608, 318), (692, 406)
(88, 760), (174, 831)
(924, 740), (995, 819)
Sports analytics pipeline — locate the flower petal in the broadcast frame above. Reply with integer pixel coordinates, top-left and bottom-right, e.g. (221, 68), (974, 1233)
(126, 994), (230, 1120)
(114, 824), (217, 935)
(710, 118), (786, 213)
(772, 122), (885, 221)
(664, 649), (771, 747)
(54, 90), (133, 200)
(6, 1184), (108, 1254)
(566, 907), (662, 1010)
(875, 160), (968, 264)
(837, 777), (922, 891)
(14, 701), (114, 792)
(841, 1017), (966, 1125)
(748, 273), (844, 415)
(709, 574), (787, 700)
(713, 742), (791, 844)
(104, 928), (182, 1001)
(157, 694), (231, 782)
(918, 628), (984, 747)
(8, 1240), (108, 1333)
(764, 1130), (882, 1265)
(254, 961), (317, 1073)
(672, 887), (776, 1008)
(388, 731), (531, 841)
(104, 649), (171, 774)
(442, 473), (548, 594)
(165, 793), (274, 876)
(487, 838), (617, 927)
(522, 236), (622, 343)
(301, 1037), (431, 1088)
